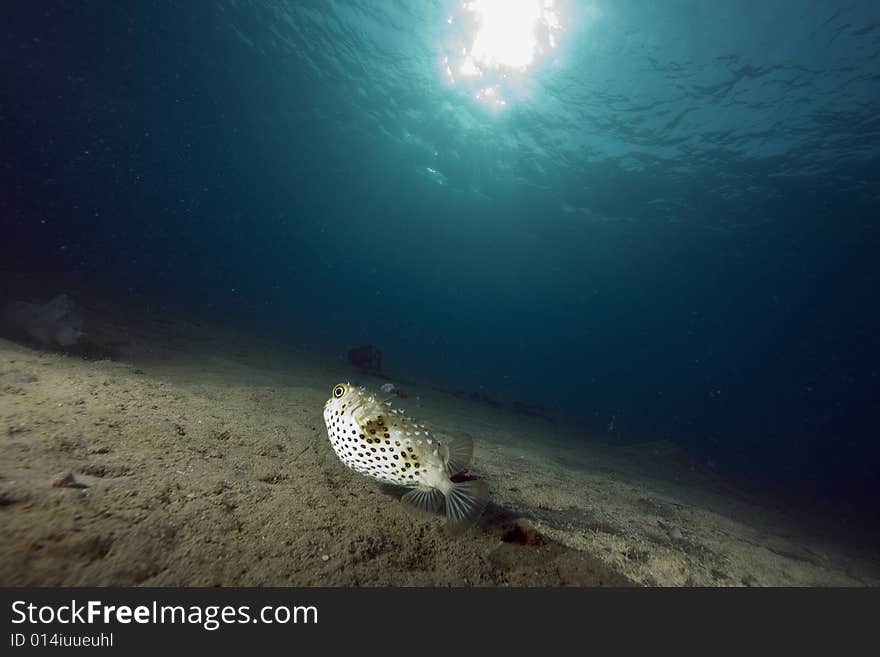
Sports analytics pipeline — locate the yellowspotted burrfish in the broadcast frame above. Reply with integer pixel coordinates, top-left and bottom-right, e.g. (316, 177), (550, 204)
(323, 382), (490, 533)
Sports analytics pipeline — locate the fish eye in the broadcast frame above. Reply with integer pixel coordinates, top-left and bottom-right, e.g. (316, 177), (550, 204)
(333, 384), (346, 399)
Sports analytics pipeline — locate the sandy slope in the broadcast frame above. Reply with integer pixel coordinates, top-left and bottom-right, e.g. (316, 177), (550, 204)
(0, 302), (877, 586)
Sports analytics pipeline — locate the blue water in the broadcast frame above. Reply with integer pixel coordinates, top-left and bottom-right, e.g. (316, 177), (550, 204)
(3, 1), (879, 520)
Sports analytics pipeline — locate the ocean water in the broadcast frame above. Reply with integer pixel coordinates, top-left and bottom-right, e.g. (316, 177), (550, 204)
(3, 1), (879, 532)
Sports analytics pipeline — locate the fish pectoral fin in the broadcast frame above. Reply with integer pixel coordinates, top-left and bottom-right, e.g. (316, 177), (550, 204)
(400, 487), (445, 519)
(437, 431), (474, 475)
(445, 479), (489, 535)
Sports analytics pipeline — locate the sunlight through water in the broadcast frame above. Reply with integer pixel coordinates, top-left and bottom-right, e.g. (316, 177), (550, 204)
(442, 0), (564, 109)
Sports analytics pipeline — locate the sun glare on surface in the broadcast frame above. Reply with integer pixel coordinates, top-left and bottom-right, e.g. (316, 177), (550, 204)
(470, 0), (543, 69)
(442, 0), (564, 109)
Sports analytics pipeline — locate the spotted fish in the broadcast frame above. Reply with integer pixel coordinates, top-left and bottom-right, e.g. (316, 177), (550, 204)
(323, 382), (490, 533)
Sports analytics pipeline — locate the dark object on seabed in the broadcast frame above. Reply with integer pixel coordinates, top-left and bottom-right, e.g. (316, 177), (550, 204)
(347, 344), (383, 374)
(512, 401), (555, 422)
(0, 293), (120, 361)
(451, 389), (502, 409)
(1, 294), (84, 348)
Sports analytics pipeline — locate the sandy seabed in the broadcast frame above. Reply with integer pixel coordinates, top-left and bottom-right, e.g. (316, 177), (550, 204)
(0, 296), (878, 587)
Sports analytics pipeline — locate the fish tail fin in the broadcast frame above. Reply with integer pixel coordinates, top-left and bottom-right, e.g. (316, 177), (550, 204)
(444, 479), (489, 535)
(401, 486), (445, 518)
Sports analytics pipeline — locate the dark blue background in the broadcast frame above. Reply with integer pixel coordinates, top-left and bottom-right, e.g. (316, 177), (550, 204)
(2, 2), (879, 521)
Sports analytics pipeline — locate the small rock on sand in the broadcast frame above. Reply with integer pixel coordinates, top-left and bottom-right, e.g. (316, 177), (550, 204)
(51, 472), (87, 489)
(0, 372), (39, 384)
